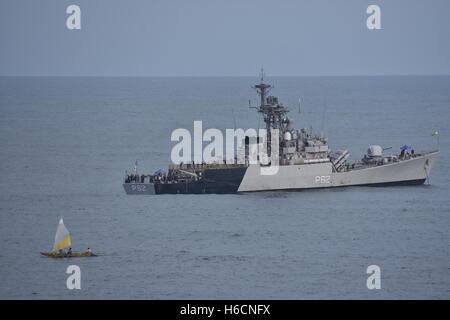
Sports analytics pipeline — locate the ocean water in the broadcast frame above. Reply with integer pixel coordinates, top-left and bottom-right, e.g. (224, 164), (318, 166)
(0, 76), (449, 299)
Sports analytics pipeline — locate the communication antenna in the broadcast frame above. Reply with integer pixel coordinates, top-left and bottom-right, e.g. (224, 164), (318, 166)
(321, 98), (328, 136)
(231, 108), (237, 130)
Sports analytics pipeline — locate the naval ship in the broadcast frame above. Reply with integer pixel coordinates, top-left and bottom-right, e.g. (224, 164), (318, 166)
(123, 74), (438, 195)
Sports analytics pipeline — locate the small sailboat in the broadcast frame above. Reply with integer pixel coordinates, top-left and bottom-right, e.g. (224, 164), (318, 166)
(40, 218), (95, 258)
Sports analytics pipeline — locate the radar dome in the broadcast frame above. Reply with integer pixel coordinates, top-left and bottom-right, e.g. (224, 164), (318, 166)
(284, 131), (292, 141)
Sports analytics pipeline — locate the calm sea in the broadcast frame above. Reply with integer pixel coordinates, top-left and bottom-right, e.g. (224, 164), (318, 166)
(0, 76), (449, 299)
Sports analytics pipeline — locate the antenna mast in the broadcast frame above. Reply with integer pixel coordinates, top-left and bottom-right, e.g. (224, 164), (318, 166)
(253, 68), (289, 159)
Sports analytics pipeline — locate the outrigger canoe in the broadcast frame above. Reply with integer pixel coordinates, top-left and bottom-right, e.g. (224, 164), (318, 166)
(40, 252), (95, 258)
(41, 218), (95, 258)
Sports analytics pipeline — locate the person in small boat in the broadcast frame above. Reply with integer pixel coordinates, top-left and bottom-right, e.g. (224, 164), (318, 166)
(87, 248), (92, 253)
(58, 249), (64, 255)
(67, 248), (73, 255)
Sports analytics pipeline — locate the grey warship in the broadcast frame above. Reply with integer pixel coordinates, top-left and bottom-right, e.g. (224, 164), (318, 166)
(123, 74), (439, 195)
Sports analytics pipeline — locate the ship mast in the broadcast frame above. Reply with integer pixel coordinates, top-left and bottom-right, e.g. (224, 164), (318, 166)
(255, 68), (271, 108)
(253, 68), (289, 160)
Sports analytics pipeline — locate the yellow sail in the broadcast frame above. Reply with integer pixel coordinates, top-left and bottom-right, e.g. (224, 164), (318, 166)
(53, 234), (72, 251)
(53, 218), (72, 251)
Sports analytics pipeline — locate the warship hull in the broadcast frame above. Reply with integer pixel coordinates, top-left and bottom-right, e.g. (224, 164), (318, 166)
(123, 151), (438, 195)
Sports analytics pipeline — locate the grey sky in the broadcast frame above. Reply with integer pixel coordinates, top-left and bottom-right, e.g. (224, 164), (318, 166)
(1, 0), (449, 76)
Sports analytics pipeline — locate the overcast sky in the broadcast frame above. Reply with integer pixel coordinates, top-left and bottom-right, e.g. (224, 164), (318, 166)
(1, 0), (449, 76)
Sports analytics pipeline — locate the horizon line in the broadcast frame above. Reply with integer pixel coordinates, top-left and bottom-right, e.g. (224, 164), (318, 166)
(1, 73), (450, 78)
